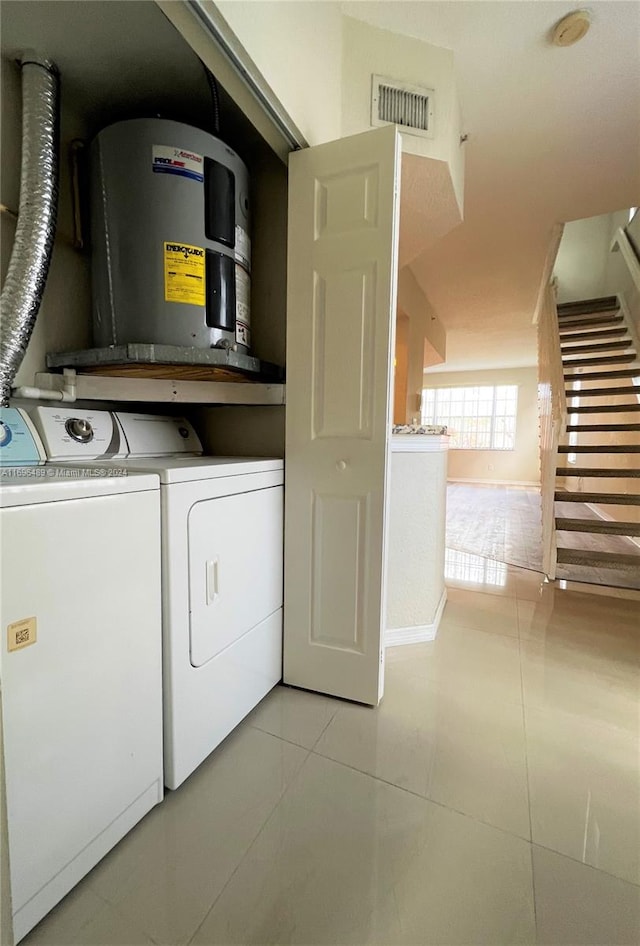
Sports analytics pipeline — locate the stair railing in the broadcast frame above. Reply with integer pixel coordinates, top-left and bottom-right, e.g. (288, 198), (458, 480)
(538, 282), (567, 579)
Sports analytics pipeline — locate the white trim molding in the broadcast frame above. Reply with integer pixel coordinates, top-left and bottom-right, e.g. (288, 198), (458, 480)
(447, 477), (541, 488)
(385, 589), (447, 647)
(155, 0), (306, 163)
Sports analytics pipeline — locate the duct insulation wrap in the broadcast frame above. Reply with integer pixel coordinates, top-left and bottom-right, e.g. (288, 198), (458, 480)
(0, 54), (60, 406)
(90, 118), (251, 352)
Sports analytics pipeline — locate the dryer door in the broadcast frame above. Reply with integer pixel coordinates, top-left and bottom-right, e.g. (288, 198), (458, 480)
(188, 486), (283, 668)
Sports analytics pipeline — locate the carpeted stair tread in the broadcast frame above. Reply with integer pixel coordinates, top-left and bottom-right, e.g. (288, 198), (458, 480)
(567, 403), (640, 414)
(561, 353), (637, 367)
(558, 312), (624, 332)
(555, 518), (640, 536)
(557, 466), (640, 477)
(565, 423), (640, 432)
(557, 296), (619, 316)
(563, 368), (639, 381)
(560, 340), (633, 355)
(560, 328), (630, 342)
(557, 315), (624, 331)
(565, 385), (640, 397)
(554, 490), (640, 505)
(558, 444), (640, 454)
(556, 548), (640, 571)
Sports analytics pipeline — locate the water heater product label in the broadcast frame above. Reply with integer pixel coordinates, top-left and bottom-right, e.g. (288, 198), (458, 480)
(235, 265), (251, 347)
(7, 617), (37, 652)
(164, 243), (206, 307)
(235, 226), (251, 270)
(152, 145), (204, 183)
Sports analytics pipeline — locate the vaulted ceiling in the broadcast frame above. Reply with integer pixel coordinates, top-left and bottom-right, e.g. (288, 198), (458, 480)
(343, 1), (640, 372)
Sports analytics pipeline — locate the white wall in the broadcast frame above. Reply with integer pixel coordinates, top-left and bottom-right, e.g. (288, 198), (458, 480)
(606, 219), (640, 346)
(341, 15), (464, 216)
(214, 1), (343, 146)
(397, 267), (446, 421)
(1, 56), (91, 388)
(422, 366), (541, 485)
(386, 448), (447, 631)
(554, 210), (630, 305)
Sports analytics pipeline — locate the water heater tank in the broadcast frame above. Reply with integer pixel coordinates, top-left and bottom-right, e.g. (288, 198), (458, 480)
(90, 118), (251, 351)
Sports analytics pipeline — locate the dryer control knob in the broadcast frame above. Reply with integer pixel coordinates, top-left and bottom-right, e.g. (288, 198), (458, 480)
(65, 417), (94, 443)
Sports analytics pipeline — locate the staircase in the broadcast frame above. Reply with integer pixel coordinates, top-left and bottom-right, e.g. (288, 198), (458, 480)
(552, 296), (640, 586)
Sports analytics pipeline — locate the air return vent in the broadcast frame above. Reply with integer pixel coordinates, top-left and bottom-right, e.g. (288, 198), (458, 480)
(371, 75), (435, 139)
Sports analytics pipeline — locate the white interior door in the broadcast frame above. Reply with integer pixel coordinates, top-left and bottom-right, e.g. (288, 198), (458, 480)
(284, 124), (401, 705)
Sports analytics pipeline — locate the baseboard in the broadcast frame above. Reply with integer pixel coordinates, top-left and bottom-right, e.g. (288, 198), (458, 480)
(385, 589), (447, 647)
(585, 502), (640, 550)
(447, 478), (541, 488)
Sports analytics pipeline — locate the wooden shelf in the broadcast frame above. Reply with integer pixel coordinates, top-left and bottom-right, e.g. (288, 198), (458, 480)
(34, 372), (285, 406)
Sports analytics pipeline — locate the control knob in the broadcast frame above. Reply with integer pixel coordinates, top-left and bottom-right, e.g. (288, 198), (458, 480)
(65, 417), (94, 443)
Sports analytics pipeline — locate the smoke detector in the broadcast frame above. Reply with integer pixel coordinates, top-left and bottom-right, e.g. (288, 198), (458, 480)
(551, 10), (592, 46)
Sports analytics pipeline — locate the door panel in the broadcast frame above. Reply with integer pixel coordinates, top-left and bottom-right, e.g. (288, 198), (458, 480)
(310, 492), (369, 652)
(284, 124), (401, 705)
(312, 264), (376, 439)
(189, 487), (283, 667)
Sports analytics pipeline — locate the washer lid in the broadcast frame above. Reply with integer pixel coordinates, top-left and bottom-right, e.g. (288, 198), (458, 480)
(105, 456), (284, 484)
(0, 468), (160, 507)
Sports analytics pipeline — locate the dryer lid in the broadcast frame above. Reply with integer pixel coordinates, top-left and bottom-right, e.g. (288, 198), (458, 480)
(114, 456), (283, 484)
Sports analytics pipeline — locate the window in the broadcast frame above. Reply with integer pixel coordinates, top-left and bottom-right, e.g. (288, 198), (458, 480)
(421, 384), (518, 450)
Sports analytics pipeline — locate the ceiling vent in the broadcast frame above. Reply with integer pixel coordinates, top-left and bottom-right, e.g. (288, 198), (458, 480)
(371, 75), (435, 139)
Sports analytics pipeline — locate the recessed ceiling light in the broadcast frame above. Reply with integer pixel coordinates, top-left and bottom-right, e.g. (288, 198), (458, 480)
(551, 10), (592, 46)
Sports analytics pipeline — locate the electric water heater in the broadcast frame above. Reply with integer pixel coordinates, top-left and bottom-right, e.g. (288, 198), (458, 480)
(90, 118), (251, 351)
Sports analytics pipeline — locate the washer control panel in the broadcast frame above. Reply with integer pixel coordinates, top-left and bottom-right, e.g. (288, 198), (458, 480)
(30, 407), (202, 461)
(0, 408), (46, 466)
(30, 408), (127, 460)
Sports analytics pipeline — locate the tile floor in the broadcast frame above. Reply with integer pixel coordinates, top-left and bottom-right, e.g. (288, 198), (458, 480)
(23, 563), (640, 946)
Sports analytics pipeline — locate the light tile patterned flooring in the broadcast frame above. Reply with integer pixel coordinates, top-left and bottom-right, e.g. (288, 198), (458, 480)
(23, 568), (640, 946)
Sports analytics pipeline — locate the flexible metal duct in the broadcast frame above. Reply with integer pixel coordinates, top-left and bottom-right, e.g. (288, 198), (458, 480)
(0, 53), (59, 406)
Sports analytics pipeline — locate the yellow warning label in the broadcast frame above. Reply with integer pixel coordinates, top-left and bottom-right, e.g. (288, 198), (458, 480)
(7, 617), (37, 652)
(164, 242), (205, 306)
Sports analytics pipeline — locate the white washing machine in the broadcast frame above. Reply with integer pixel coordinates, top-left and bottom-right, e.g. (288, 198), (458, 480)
(31, 407), (284, 790)
(0, 409), (164, 942)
